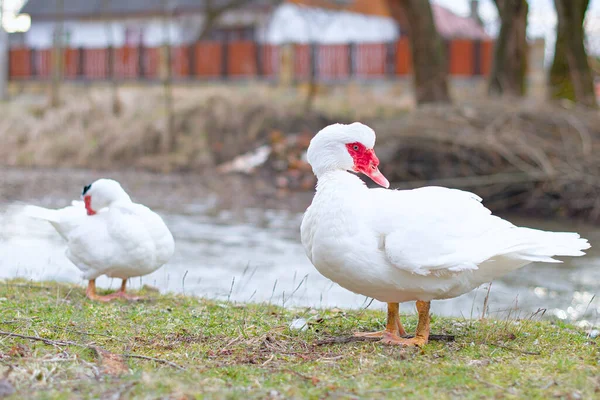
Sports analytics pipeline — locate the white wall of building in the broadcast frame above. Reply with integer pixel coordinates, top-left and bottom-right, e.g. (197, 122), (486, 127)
(24, 16), (199, 49)
(263, 3), (398, 44)
(21, 4), (398, 49)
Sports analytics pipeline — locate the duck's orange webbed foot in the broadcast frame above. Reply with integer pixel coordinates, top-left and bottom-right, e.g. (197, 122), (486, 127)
(86, 279), (142, 302)
(354, 303), (407, 338)
(356, 301), (431, 347)
(380, 300), (431, 347)
(380, 333), (428, 347)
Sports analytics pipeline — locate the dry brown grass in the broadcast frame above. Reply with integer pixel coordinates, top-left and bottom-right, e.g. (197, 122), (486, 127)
(0, 84), (412, 174)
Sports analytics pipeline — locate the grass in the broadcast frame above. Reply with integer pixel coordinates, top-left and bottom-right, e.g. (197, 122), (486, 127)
(0, 279), (597, 399)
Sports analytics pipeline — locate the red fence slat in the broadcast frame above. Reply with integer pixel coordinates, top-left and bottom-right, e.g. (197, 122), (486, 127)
(194, 42), (222, 77)
(63, 48), (79, 79)
(395, 37), (412, 75)
(481, 40), (493, 76)
(228, 41), (256, 77)
(9, 48), (31, 79)
(143, 47), (160, 79)
(261, 44), (279, 78)
(114, 46), (139, 79)
(449, 39), (474, 76)
(355, 43), (386, 77)
(171, 46), (189, 78)
(8, 39), (496, 81)
(318, 44), (349, 80)
(34, 49), (52, 78)
(83, 48), (108, 79)
(294, 44), (310, 81)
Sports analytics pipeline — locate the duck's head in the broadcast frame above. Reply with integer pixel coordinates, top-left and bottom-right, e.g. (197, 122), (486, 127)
(81, 179), (131, 215)
(306, 122), (389, 188)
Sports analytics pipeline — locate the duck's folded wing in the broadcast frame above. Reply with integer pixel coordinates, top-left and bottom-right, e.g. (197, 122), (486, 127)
(66, 208), (155, 274)
(371, 186), (518, 275)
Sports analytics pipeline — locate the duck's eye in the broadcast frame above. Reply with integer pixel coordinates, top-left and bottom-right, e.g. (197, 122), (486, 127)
(353, 145), (359, 151)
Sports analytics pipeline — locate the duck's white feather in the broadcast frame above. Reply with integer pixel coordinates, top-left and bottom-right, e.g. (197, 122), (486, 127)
(24, 198), (174, 281)
(301, 171), (590, 303)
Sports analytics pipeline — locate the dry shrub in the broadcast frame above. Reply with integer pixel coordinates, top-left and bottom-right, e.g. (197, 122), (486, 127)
(373, 100), (600, 221)
(0, 86), (332, 173)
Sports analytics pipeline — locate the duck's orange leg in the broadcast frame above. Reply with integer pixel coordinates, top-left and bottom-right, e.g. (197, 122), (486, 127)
(115, 279), (141, 301)
(381, 301), (430, 347)
(85, 279), (119, 302)
(354, 302), (407, 338)
(85, 279), (140, 302)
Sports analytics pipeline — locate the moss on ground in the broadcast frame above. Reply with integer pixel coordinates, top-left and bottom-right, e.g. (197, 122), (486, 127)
(0, 279), (597, 399)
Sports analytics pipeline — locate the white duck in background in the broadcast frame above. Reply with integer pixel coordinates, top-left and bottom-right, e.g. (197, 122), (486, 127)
(301, 123), (590, 347)
(24, 179), (174, 302)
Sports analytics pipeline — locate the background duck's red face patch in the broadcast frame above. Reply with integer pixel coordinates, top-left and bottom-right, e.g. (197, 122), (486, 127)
(345, 142), (390, 188)
(84, 195), (96, 216)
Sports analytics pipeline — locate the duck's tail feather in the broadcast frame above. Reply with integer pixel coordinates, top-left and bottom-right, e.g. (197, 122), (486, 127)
(22, 205), (62, 223)
(22, 203), (85, 240)
(499, 227), (590, 263)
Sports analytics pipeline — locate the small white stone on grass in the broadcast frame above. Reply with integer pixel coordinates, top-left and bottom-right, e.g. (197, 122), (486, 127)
(289, 318), (308, 331)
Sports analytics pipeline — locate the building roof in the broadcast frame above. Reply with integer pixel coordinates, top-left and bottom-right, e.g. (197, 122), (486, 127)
(20, 0), (273, 20)
(291, 0), (489, 40)
(432, 4), (489, 40)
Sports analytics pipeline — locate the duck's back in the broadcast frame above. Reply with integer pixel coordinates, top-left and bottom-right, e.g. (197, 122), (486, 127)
(302, 181), (589, 302)
(66, 203), (174, 280)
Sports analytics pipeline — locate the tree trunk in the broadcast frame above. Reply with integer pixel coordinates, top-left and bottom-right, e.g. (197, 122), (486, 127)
(395, 0), (451, 104)
(162, 5), (175, 154)
(550, 0), (596, 107)
(488, 0), (528, 96)
(49, 0), (64, 108)
(103, 0), (121, 116)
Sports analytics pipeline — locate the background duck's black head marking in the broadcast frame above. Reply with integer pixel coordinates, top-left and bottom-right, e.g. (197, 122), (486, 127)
(82, 184), (92, 196)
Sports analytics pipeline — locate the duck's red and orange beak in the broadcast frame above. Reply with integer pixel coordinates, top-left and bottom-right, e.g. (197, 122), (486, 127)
(356, 149), (390, 188)
(365, 165), (390, 188)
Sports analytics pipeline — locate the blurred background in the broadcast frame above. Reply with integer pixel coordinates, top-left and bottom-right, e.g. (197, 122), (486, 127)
(0, 0), (599, 328)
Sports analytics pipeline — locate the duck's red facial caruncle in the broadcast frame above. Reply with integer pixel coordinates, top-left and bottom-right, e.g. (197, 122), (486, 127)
(83, 195), (96, 216)
(345, 142), (390, 188)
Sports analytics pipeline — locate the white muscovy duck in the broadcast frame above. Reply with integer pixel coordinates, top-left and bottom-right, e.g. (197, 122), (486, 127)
(301, 122), (591, 347)
(24, 179), (174, 302)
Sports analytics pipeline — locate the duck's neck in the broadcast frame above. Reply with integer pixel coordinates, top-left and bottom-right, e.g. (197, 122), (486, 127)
(314, 170), (368, 203)
(316, 170), (365, 189)
(107, 191), (133, 207)
(311, 170), (368, 234)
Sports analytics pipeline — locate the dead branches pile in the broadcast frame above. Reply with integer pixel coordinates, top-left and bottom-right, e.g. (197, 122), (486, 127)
(373, 100), (600, 222)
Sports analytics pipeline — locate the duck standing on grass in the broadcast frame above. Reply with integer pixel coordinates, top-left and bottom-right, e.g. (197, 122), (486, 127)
(300, 122), (590, 347)
(24, 179), (174, 302)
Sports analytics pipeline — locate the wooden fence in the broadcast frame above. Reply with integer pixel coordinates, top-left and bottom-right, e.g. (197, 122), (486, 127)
(8, 38), (494, 82)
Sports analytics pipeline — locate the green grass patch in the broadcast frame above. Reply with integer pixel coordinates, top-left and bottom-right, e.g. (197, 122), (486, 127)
(0, 279), (597, 399)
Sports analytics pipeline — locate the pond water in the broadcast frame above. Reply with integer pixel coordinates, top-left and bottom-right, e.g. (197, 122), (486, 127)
(1, 167), (599, 328)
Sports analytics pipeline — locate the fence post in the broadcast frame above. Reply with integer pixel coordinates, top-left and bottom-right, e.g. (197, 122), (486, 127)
(30, 48), (37, 78)
(107, 45), (114, 80)
(348, 42), (355, 78)
(309, 42), (318, 83)
(279, 43), (293, 86)
(188, 43), (195, 78)
(221, 40), (229, 79)
(445, 40), (451, 74)
(78, 47), (84, 78)
(138, 43), (145, 78)
(255, 41), (263, 78)
(386, 41), (396, 77)
(472, 40), (482, 76)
